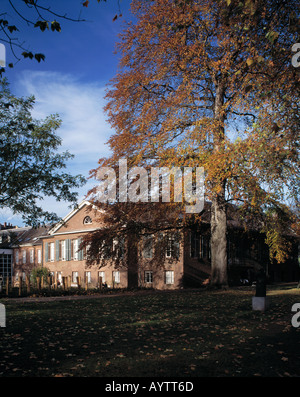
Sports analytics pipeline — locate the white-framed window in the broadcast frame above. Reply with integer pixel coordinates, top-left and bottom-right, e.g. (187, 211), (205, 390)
(112, 237), (124, 258)
(50, 242), (55, 262)
(85, 271), (91, 284)
(61, 240), (66, 261)
(144, 271), (153, 284)
(30, 249), (34, 264)
(112, 239), (118, 253)
(165, 270), (174, 285)
(15, 250), (19, 264)
(57, 272), (62, 285)
(22, 250), (26, 264)
(166, 236), (174, 258)
(72, 239), (79, 260)
(113, 271), (120, 284)
(85, 243), (90, 259)
(98, 271), (105, 283)
(72, 271), (78, 283)
(37, 249), (42, 264)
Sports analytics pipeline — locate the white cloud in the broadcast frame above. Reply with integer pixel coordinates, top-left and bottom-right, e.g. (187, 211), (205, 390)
(0, 70), (114, 225)
(15, 70), (112, 170)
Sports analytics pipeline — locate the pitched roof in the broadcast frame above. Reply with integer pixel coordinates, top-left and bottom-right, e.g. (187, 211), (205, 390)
(0, 225), (50, 248)
(14, 226), (50, 246)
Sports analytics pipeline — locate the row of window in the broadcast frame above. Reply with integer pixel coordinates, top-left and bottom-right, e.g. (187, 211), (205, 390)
(47, 235), (181, 263)
(14, 232), (209, 265)
(15, 249), (42, 265)
(142, 234), (180, 259)
(45, 238), (125, 262)
(45, 239), (84, 262)
(52, 270), (120, 285)
(144, 270), (174, 285)
(49, 270), (175, 286)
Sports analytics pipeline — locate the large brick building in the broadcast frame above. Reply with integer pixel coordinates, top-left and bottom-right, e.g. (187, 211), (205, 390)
(0, 201), (299, 290)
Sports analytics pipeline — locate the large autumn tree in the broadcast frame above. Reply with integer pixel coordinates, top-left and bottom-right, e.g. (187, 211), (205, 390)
(88, 0), (300, 287)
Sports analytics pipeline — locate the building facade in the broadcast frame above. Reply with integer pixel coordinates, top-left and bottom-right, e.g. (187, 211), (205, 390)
(41, 201), (129, 289)
(0, 201), (299, 290)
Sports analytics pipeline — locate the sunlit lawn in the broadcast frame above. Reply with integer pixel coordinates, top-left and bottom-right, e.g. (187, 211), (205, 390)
(1, 284), (300, 377)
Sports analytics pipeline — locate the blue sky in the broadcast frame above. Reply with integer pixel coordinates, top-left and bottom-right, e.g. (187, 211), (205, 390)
(0, 0), (133, 226)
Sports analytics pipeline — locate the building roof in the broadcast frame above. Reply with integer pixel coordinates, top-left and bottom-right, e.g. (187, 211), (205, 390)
(13, 226), (50, 247)
(0, 225), (50, 248)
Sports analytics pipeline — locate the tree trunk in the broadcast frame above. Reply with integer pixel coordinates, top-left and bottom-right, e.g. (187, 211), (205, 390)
(210, 81), (228, 288)
(127, 234), (139, 288)
(210, 189), (228, 288)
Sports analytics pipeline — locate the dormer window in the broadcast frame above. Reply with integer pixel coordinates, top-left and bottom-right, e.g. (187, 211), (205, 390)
(83, 216), (92, 225)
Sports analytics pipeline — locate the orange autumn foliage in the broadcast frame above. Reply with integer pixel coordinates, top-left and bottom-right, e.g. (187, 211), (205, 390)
(88, 0), (300, 287)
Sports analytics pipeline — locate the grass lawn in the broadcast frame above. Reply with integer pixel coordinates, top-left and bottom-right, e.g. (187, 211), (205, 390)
(0, 284), (300, 377)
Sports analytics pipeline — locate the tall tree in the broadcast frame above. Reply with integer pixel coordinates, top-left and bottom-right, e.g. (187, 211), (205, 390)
(88, 0), (300, 287)
(0, 79), (85, 226)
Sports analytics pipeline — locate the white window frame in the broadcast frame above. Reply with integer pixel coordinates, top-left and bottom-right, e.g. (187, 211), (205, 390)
(61, 240), (66, 261)
(98, 271), (105, 283)
(50, 242), (55, 262)
(165, 233), (180, 258)
(145, 270), (153, 284)
(30, 249), (34, 264)
(113, 271), (120, 284)
(165, 270), (174, 285)
(72, 271), (78, 283)
(22, 250), (26, 264)
(85, 271), (91, 284)
(166, 236), (175, 258)
(57, 272), (62, 285)
(73, 239), (79, 261)
(37, 249), (42, 264)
